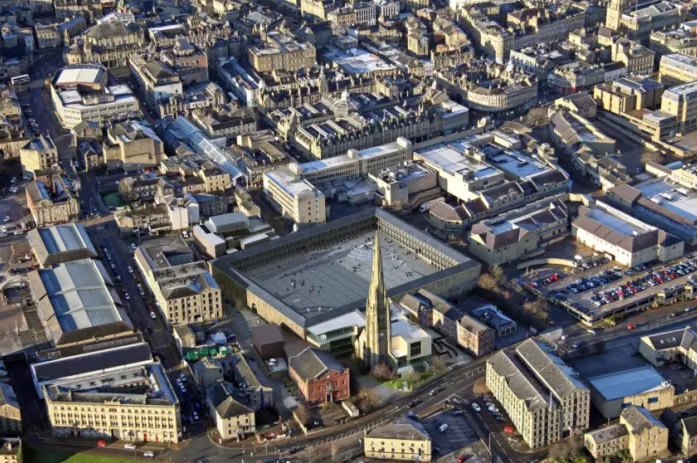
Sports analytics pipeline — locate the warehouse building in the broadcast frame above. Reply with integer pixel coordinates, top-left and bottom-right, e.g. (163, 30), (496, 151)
(587, 366), (675, 419)
(27, 259), (133, 346)
(27, 223), (98, 268)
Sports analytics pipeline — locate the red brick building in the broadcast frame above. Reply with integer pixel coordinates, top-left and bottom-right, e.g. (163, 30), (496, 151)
(288, 348), (350, 407)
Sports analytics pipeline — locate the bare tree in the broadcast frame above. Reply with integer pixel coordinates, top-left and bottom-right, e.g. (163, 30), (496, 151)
(478, 273), (499, 292)
(355, 390), (381, 414)
(640, 149), (663, 165)
(370, 362), (396, 381)
(431, 355), (447, 373)
(523, 298), (549, 324)
(490, 264), (505, 284)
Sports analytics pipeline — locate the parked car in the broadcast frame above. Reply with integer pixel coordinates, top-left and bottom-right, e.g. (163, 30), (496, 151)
(124, 444), (136, 450)
(97, 440), (107, 447)
(143, 451), (154, 458)
(472, 403), (481, 412)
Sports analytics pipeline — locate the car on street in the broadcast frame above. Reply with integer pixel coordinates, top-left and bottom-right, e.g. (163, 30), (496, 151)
(627, 324), (636, 330)
(150, 311), (157, 320)
(124, 444), (136, 450)
(143, 451), (154, 458)
(128, 266), (134, 274)
(2, 216), (9, 223)
(457, 455), (471, 463)
(131, 243), (137, 251)
(97, 440), (107, 447)
(408, 400), (421, 408)
(472, 403), (481, 412)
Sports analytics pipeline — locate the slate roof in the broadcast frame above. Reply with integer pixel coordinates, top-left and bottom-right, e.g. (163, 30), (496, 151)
(515, 339), (588, 400)
(207, 382), (253, 419)
(367, 415), (430, 440)
(289, 347), (345, 381)
(622, 406), (665, 434)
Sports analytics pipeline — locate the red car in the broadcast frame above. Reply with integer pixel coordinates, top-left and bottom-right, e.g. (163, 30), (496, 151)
(627, 324), (636, 330)
(504, 425), (514, 433)
(97, 440), (107, 448)
(457, 454), (471, 463)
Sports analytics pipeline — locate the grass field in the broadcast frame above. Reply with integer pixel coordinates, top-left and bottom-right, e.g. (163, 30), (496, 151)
(24, 447), (142, 463)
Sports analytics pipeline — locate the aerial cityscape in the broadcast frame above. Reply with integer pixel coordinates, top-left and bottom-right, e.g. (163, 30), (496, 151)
(4, 0), (697, 461)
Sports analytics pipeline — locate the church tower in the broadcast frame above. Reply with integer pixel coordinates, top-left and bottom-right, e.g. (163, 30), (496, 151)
(606, 0), (627, 31)
(361, 232), (392, 371)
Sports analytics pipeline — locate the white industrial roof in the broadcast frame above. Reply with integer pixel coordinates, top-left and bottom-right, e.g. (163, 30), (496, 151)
(39, 260), (122, 332)
(55, 66), (104, 86)
(588, 366), (669, 401)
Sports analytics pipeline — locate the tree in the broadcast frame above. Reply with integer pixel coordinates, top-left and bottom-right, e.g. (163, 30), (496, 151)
(431, 355), (447, 373)
(371, 362), (396, 381)
(640, 149), (663, 165)
(355, 390), (381, 414)
(490, 264), (505, 284)
(478, 273), (499, 292)
(523, 298), (550, 324)
(403, 369), (421, 384)
(294, 404), (310, 426)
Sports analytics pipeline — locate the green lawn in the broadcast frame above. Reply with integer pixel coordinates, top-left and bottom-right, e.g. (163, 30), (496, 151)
(25, 447), (143, 463)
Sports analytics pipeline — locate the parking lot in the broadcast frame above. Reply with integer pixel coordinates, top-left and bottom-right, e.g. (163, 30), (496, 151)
(422, 409), (480, 459)
(522, 254), (697, 325)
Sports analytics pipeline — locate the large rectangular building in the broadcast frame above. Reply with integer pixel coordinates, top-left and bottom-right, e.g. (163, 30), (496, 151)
(263, 169), (327, 226)
(31, 342), (154, 398)
(45, 362), (181, 443)
(607, 181), (697, 244)
(27, 223), (98, 268)
(365, 416), (432, 461)
(587, 366), (674, 419)
(661, 81), (697, 134)
(211, 208), (481, 342)
(28, 259), (133, 346)
(572, 202), (684, 267)
(51, 64), (139, 129)
(469, 197), (569, 265)
(659, 53), (697, 87)
(486, 339), (590, 449)
(134, 236), (223, 324)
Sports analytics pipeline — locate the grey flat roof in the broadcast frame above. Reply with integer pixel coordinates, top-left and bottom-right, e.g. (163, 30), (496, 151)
(32, 342), (152, 383)
(212, 208), (479, 328)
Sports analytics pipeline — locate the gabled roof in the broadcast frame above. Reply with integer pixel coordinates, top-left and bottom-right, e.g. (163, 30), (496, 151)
(289, 347), (345, 381)
(515, 339), (588, 400)
(206, 382), (253, 419)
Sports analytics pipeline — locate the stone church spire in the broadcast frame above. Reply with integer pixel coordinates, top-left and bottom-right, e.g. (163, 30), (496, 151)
(362, 232), (392, 371)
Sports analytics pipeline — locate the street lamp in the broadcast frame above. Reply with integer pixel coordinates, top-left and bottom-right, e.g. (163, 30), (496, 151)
(486, 432), (495, 463)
